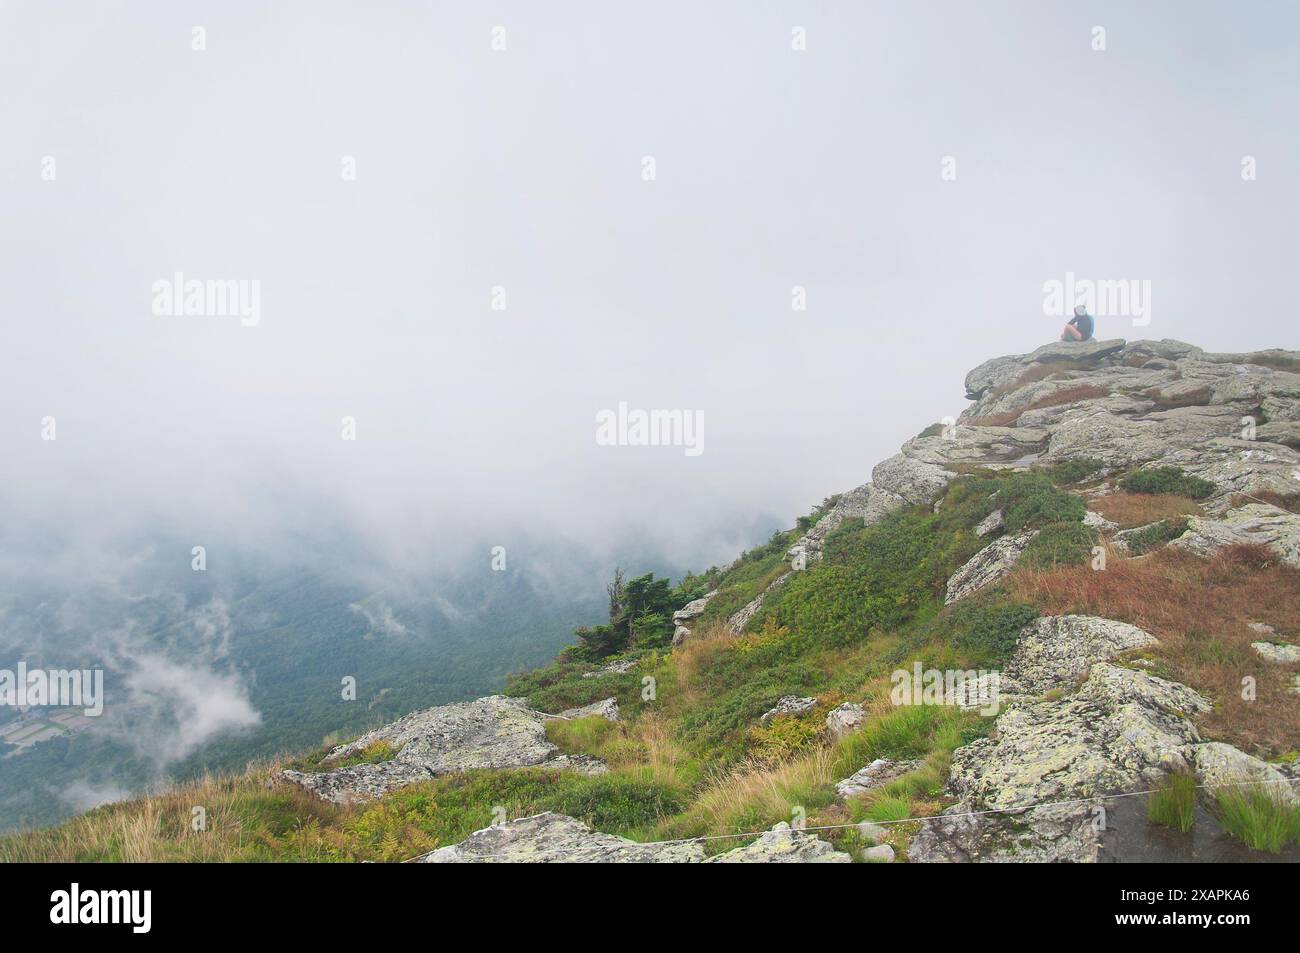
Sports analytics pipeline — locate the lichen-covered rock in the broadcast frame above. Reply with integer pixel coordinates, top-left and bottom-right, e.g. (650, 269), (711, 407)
(860, 844), (895, 863)
(910, 799), (1106, 863)
(1192, 742), (1299, 806)
(555, 698), (620, 722)
(672, 590), (718, 624)
(759, 695), (817, 725)
(726, 571), (791, 634)
(998, 616), (1158, 696)
(910, 665), (1210, 862)
(1157, 441), (1300, 510)
(582, 658), (637, 678)
(943, 531), (1037, 605)
(278, 695), (608, 804)
(1083, 510), (1119, 533)
(1251, 641), (1300, 664)
(1044, 411), (1169, 469)
(871, 452), (953, 506)
(705, 822), (852, 863)
(671, 624), (692, 647)
(825, 702), (866, 741)
(1171, 503), (1300, 567)
(836, 758), (925, 799)
(420, 812), (706, 863)
(976, 509), (1005, 536)
(422, 814), (849, 863)
(963, 338), (1127, 400)
(787, 483), (878, 567)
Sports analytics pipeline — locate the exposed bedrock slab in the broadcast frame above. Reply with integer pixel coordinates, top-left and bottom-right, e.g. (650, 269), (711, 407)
(278, 695), (615, 804)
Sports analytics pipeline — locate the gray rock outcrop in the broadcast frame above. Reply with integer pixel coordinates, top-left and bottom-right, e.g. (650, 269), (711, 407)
(997, 615), (1158, 696)
(825, 702), (866, 741)
(910, 664), (1210, 863)
(943, 531), (1038, 604)
(1193, 743), (1299, 806)
(726, 571), (791, 634)
(672, 590), (718, 625)
(703, 822), (852, 863)
(1251, 640), (1300, 664)
(1171, 503), (1300, 567)
(556, 698), (621, 722)
(836, 758), (925, 799)
(976, 509), (1005, 536)
(759, 695), (818, 725)
(420, 812), (706, 863)
(421, 814), (851, 863)
(278, 695), (612, 804)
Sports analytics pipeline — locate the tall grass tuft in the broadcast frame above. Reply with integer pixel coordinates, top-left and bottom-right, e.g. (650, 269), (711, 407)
(1215, 788), (1300, 854)
(1147, 772), (1196, 833)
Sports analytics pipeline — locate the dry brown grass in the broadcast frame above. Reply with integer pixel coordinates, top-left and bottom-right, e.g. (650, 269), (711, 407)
(1231, 491), (1300, 514)
(1090, 492), (1203, 528)
(0, 764), (341, 863)
(669, 621), (737, 706)
(967, 384), (1111, 428)
(660, 747), (834, 843)
(1006, 543), (1300, 755)
(623, 712), (695, 788)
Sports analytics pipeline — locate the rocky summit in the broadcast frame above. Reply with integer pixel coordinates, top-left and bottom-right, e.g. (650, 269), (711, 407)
(293, 339), (1300, 861)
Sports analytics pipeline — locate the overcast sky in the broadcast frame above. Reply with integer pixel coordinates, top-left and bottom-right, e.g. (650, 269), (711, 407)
(3, 0), (1298, 574)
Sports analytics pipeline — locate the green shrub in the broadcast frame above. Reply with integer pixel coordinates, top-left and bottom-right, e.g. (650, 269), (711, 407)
(944, 601), (1039, 667)
(748, 713), (825, 764)
(1022, 522), (1097, 568)
(1119, 467), (1216, 500)
(1121, 518), (1189, 555)
(383, 769), (686, 846)
(1148, 772), (1196, 833)
(1046, 457), (1104, 485)
(995, 473), (1087, 530)
(675, 660), (823, 756)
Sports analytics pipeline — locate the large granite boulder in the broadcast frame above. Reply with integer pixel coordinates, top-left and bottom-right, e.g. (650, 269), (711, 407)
(278, 695), (613, 804)
(909, 664), (1210, 863)
(1193, 743), (1299, 807)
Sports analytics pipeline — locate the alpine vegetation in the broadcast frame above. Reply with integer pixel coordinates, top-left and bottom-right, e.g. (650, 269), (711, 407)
(6, 338), (1299, 865)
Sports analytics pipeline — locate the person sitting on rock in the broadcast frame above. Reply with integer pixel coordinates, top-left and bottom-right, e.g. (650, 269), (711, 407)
(1060, 305), (1094, 342)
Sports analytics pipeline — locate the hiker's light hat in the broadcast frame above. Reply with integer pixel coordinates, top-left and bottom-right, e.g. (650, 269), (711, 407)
(1073, 305), (1088, 317)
